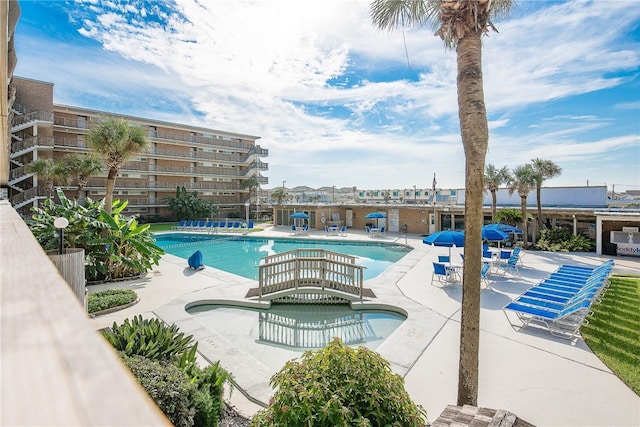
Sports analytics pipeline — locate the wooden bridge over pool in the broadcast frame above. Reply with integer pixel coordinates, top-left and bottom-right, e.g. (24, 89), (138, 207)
(245, 249), (376, 303)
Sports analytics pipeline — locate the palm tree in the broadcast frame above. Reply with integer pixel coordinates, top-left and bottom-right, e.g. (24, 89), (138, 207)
(484, 164), (511, 222)
(26, 158), (68, 199)
(531, 158), (562, 230)
(370, 0), (513, 406)
(508, 164), (537, 245)
(87, 116), (149, 214)
(241, 177), (260, 218)
(62, 153), (103, 200)
(270, 187), (288, 205)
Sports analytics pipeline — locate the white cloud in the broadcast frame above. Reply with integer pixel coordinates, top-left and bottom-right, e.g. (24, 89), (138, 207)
(14, 0), (640, 189)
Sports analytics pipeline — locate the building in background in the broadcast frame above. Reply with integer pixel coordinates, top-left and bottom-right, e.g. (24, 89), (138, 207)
(8, 76), (268, 219)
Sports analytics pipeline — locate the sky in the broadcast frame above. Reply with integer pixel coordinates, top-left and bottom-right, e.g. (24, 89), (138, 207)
(13, 0), (640, 192)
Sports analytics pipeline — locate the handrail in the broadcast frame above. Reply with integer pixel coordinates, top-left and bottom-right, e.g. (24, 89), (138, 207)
(258, 249), (364, 300)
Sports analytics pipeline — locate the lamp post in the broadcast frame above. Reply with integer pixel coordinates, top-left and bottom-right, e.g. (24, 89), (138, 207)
(332, 185), (336, 203)
(282, 180), (286, 189)
(245, 201), (250, 223)
(413, 185), (417, 204)
(53, 217), (69, 255)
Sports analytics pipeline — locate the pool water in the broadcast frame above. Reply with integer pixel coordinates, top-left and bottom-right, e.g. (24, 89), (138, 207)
(186, 303), (406, 369)
(155, 234), (412, 280)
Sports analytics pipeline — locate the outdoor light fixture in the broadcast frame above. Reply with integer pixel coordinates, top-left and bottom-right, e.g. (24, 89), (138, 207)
(53, 217), (69, 255)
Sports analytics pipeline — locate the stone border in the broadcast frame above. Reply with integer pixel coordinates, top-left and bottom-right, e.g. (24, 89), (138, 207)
(89, 298), (140, 318)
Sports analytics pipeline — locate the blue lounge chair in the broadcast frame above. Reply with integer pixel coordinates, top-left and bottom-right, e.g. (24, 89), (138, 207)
(172, 219), (186, 230)
(339, 225), (347, 236)
(188, 250), (204, 270)
(248, 221), (254, 229)
(503, 297), (594, 340)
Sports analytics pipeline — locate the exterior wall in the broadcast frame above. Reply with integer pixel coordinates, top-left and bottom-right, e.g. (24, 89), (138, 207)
(9, 77), (268, 218)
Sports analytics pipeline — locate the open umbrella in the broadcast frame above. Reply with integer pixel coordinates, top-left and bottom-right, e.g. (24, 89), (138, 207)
(484, 223), (523, 234)
(423, 230), (465, 258)
(290, 212), (309, 219)
(364, 212), (386, 219)
(290, 212), (309, 228)
(481, 228), (509, 242)
(365, 212), (386, 229)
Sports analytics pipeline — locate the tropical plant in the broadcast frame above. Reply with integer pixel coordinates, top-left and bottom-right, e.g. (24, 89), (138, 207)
(26, 157), (68, 199)
(87, 116), (149, 214)
(270, 187), (288, 205)
(102, 315), (198, 365)
(87, 288), (137, 314)
(370, 0), (513, 406)
(508, 164), (537, 245)
(241, 176), (259, 217)
(251, 338), (427, 426)
(92, 200), (165, 280)
(536, 227), (594, 252)
(165, 186), (217, 220)
(190, 362), (233, 427)
(122, 355), (197, 427)
(494, 208), (523, 226)
(484, 164), (511, 222)
(531, 158), (562, 230)
(28, 189), (163, 282)
(61, 153), (103, 200)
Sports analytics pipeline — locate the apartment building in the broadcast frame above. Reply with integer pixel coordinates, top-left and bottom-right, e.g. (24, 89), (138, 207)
(9, 76), (268, 219)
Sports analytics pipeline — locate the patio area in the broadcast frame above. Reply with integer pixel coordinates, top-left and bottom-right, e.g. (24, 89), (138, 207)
(89, 225), (640, 426)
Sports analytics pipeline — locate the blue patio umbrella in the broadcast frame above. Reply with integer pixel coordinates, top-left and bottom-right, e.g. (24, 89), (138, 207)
(423, 230), (465, 257)
(480, 228), (510, 242)
(290, 212), (309, 219)
(290, 211), (309, 227)
(364, 212), (386, 219)
(365, 212), (386, 228)
(484, 223), (523, 234)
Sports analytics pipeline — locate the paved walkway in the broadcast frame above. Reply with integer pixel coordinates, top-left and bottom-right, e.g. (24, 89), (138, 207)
(90, 226), (640, 426)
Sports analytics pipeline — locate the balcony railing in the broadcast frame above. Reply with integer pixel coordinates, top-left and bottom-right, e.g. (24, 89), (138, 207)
(10, 136), (55, 155)
(11, 110), (54, 128)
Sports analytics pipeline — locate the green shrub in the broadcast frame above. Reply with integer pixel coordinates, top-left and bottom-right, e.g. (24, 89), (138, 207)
(536, 227), (594, 252)
(102, 315), (197, 365)
(87, 288), (137, 313)
(251, 338), (427, 427)
(190, 362), (233, 427)
(123, 355), (196, 427)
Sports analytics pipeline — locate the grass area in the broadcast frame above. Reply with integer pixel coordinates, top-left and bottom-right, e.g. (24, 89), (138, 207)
(147, 221), (267, 234)
(581, 275), (640, 396)
(147, 222), (178, 232)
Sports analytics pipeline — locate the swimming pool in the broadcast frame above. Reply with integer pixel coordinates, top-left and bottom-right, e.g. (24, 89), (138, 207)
(155, 233), (412, 280)
(186, 302), (406, 368)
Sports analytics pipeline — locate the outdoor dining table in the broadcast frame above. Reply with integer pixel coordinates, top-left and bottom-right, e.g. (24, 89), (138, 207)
(442, 262), (463, 283)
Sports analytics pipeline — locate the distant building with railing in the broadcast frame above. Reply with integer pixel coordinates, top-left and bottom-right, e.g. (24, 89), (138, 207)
(8, 76), (269, 218)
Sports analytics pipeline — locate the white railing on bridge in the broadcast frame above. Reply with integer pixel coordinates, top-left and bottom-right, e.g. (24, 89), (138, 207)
(257, 249), (364, 299)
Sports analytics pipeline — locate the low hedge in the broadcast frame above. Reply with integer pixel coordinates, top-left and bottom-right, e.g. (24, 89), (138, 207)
(88, 288), (137, 314)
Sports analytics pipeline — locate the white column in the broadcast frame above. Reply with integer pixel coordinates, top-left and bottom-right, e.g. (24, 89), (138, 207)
(596, 216), (603, 255)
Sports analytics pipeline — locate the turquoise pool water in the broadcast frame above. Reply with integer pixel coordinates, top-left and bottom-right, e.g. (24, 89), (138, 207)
(155, 234), (412, 280)
(186, 303), (405, 365)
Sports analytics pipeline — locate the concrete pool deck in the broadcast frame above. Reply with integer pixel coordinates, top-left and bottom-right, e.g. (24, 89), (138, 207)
(89, 226), (640, 426)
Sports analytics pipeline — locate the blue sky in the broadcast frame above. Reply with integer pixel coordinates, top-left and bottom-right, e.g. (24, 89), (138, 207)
(13, 0), (640, 192)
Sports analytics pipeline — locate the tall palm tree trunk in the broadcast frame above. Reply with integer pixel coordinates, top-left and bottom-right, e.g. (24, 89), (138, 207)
(457, 32), (487, 407)
(105, 167), (117, 214)
(536, 186), (543, 230)
(521, 196), (528, 246)
(491, 190), (498, 222)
